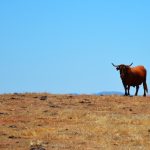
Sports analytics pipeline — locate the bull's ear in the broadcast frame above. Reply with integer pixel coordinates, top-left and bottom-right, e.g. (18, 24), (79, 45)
(116, 67), (119, 71)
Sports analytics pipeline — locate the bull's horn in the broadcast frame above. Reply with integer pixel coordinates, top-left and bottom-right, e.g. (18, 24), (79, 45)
(112, 63), (118, 67)
(128, 63), (133, 67)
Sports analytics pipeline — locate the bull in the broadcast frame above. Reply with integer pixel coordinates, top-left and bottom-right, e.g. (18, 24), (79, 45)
(112, 63), (148, 96)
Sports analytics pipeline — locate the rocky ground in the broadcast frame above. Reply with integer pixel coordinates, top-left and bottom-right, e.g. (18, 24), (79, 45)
(1, 93), (150, 150)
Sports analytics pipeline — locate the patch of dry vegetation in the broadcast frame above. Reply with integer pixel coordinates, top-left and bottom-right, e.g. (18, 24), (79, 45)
(0, 93), (150, 149)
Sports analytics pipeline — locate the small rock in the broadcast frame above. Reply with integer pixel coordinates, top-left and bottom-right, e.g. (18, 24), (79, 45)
(79, 101), (85, 103)
(0, 112), (8, 115)
(40, 96), (47, 101)
(43, 110), (48, 113)
(37, 124), (42, 127)
(68, 95), (73, 98)
(30, 145), (46, 150)
(79, 100), (91, 104)
(9, 125), (17, 128)
(33, 96), (38, 99)
(49, 103), (60, 108)
(8, 135), (21, 139)
(1, 133), (7, 136)
(8, 135), (17, 139)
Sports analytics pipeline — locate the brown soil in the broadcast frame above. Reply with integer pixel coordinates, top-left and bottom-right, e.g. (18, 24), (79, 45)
(0, 93), (150, 149)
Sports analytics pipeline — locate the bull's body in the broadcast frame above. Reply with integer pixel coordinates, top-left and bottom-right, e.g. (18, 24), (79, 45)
(112, 63), (148, 96)
(123, 66), (146, 86)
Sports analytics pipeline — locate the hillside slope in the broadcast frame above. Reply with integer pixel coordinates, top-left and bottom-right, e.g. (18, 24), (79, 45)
(0, 93), (150, 149)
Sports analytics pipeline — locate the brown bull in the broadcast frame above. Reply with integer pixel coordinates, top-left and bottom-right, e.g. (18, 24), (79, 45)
(112, 63), (148, 96)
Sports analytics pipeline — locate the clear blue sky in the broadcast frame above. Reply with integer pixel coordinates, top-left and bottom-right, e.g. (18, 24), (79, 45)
(0, 0), (150, 94)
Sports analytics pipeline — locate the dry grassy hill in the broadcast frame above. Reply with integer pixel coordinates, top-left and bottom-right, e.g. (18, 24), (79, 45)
(1, 93), (150, 150)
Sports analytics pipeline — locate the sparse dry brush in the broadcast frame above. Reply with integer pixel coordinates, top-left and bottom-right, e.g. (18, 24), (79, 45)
(0, 93), (150, 149)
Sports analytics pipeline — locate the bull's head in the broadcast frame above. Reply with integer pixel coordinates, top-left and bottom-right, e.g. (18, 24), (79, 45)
(112, 63), (133, 79)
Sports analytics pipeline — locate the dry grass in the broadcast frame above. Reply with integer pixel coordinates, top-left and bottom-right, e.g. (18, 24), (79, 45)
(0, 93), (150, 149)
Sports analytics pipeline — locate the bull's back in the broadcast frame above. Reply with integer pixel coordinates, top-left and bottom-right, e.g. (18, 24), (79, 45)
(132, 66), (147, 77)
(127, 66), (147, 86)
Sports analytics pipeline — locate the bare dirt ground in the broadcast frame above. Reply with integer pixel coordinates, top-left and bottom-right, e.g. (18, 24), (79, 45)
(1, 93), (150, 150)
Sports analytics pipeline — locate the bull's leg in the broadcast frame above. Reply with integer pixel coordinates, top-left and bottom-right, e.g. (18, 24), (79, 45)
(135, 85), (139, 96)
(143, 81), (147, 97)
(127, 85), (130, 96)
(123, 84), (128, 96)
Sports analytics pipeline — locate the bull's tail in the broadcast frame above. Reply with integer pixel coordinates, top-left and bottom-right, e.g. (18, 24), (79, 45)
(143, 81), (148, 93)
